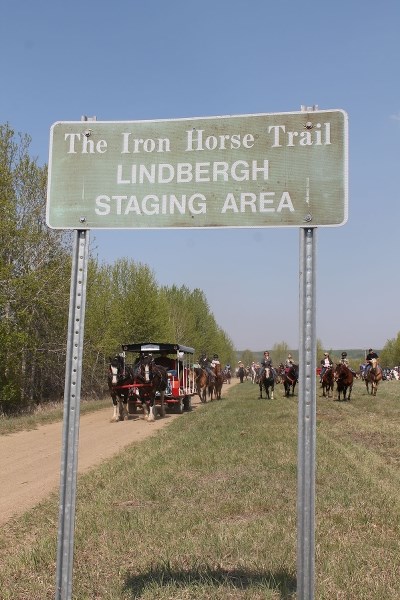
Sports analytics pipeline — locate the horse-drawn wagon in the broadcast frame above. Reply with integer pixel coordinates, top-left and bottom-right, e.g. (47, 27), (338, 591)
(115, 342), (196, 417)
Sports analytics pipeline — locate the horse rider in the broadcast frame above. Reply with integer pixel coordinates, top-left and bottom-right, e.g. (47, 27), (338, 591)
(320, 352), (333, 382)
(260, 350), (274, 378)
(199, 353), (215, 382)
(340, 352), (357, 375)
(210, 353), (221, 371)
(364, 348), (379, 377)
(284, 354), (295, 372)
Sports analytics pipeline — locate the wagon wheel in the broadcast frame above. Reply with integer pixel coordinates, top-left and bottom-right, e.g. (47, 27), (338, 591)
(176, 398), (184, 414)
(183, 396), (192, 411)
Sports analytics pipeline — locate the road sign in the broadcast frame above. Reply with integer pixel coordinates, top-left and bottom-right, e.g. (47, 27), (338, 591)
(46, 109), (348, 229)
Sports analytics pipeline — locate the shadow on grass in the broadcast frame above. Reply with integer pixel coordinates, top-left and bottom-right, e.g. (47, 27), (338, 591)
(124, 565), (297, 598)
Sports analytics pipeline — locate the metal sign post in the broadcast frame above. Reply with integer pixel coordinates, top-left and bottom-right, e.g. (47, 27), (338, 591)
(297, 229), (317, 599)
(55, 229), (89, 600)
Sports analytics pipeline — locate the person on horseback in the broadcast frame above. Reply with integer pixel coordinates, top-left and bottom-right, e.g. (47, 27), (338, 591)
(261, 351), (275, 379)
(284, 354), (295, 372)
(261, 351), (272, 368)
(340, 352), (357, 375)
(210, 353), (221, 370)
(320, 352), (333, 383)
(365, 348), (379, 377)
(199, 353), (215, 382)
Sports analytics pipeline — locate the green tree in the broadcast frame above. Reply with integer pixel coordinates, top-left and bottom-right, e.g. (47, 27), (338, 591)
(0, 123), (71, 413)
(160, 284), (197, 345)
(83, 258), (171, 394)
(271, 341), (293, 366)
(381, 332), (400, 367)
(239, 349), (255, 367)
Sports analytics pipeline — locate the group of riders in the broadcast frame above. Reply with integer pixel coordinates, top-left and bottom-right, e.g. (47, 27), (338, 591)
(111, 346), (383, 394)
(320, 348), (382, 382)
(237, 347), (383, 385)
(198, 353), (230, 383)
(237, 351), (297, 383)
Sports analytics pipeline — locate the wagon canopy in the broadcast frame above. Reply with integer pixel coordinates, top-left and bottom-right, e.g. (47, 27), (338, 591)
(121, 342), (195, 355)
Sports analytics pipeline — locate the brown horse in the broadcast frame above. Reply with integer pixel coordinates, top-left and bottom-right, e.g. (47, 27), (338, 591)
(321, 366), (335, 398)
(334, 363), (353, 401)
(279, 364), (298, 397)
(364, 358), (382, 396)
(211, 362), (224, 400)
(195, 367), (210, 403)
(131, 355), (168, 421)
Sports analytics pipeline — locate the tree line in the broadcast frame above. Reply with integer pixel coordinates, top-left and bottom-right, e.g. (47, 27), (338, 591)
(0, 124), (236, 415)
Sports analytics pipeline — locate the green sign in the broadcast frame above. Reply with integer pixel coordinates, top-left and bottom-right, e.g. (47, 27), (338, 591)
(46, 110), (348, 229)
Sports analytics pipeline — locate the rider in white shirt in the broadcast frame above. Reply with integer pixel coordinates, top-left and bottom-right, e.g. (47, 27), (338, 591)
(320, 352), (333, 382)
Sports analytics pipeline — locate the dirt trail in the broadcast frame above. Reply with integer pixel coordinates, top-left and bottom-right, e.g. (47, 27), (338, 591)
(0, 381), (240, 524)
(0, 405), (193, 525)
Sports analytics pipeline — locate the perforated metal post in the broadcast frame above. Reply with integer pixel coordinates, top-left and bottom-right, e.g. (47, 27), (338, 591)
(55, 229), (89, 600)
(297, 226), (317, 599)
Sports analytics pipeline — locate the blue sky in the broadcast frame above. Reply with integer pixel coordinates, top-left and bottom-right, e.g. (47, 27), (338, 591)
(2, 0), (399, 352)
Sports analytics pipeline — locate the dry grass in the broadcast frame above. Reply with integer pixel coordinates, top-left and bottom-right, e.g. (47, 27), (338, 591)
(0, 378), (399, 598)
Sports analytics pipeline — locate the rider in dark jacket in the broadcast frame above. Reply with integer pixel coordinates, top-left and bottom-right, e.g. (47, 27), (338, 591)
(199, 353), (215, 382)
(260, 351), (274, 378)
(365, 348), (379, 377)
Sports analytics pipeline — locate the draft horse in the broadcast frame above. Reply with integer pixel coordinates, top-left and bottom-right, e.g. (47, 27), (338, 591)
(108, 355), (132, 422)
(334, 363), (353, 401)
(131, 355), (168, 421)
(280, 364), (299, 397)
(257, 366), (275, 399)
(320, 366), (335, 398)
(364, 358), (382, 396)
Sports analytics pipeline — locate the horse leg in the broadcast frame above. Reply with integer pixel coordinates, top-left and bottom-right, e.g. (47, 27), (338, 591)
(141, 399), (149, 420)
(111, 399), (119, 422)
(110, 389), (120, 422)
(120, 393), (130, 420)
(160, 390), (166, 417)
(118, 397), (127, 421)
(270, 384), (274, 400)
(147, 395), (157, 422)
(259, 383), (263, 399)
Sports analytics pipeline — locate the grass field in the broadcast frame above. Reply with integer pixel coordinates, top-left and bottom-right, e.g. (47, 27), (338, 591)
(0, 378), (399, 599)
